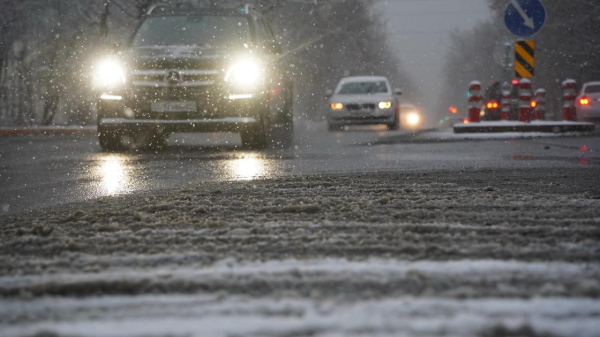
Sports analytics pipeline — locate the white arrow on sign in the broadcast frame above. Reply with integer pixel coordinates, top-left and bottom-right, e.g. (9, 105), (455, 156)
(510, 0), (535, 29)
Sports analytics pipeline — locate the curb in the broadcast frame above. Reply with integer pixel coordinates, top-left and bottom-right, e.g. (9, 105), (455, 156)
(453, 122), (595, 134)
(0, 127), (97, 137)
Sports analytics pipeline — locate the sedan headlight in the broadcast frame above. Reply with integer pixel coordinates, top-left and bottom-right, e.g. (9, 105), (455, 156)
(406, 112), (421, 126)
(330, 103), (344, 110)
(225, 59), (262, 89)
(378, 101), (393, 109)
(93, 59), (126, 89)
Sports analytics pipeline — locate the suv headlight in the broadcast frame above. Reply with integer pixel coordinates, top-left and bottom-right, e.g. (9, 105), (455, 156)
(93, 59), (126, 89)
(225, 59), (262, 89)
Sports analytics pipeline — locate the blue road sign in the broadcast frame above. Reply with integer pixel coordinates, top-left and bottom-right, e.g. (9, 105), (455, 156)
(504, 0), (546, 37)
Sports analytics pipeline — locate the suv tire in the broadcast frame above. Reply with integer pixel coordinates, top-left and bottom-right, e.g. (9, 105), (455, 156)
(270, 122), (293, 149)
(240, 112), (270, 150)
(240, 124), (268, 149)
(98, 124), (124, 152)
(147, 132), (169, 151)
(271, 94), (294, 149)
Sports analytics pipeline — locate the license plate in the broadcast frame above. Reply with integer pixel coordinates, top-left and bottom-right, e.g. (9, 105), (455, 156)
(151, 101), (196, 113)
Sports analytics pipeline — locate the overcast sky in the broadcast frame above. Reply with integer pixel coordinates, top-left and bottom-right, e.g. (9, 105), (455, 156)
(378, 0), (492, 114)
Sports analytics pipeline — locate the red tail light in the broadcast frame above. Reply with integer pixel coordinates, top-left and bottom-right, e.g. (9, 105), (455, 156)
(512, 79), (519, 85)
(486, 101), (499, 109)
(579, 97), (591, 106)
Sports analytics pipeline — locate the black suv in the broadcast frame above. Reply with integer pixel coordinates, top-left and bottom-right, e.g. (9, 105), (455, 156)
(94, 5), (293, 150)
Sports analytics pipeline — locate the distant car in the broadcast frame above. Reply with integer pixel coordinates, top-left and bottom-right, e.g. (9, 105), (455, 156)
(480, 81), (520, 121)
(326, 76), (402, 131)
(399, 104), (422, 130)
(481, 81), (502, 121)
(576, 81), (600, 122)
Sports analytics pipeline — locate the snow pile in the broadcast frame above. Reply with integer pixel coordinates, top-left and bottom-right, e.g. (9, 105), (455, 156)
(1, 169), (599, 336)
(2, 295), (600, 337)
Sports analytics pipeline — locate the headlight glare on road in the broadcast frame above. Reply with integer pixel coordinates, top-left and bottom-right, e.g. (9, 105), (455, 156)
(225, 59), (262, 88)
(406, 112), (420, 126)
(330, 103), (344, 110)
(378, 101), (393, 109)
(93, 59), (126, 88)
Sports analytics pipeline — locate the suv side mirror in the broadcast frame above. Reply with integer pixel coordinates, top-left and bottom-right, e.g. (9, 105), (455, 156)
(325, 89), (334, 98)
(393, 88), (403, 96)
(267, 42), (283, 55)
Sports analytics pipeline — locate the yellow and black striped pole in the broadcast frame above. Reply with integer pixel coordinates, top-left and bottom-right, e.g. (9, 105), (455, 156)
(515, 40), (535, 78)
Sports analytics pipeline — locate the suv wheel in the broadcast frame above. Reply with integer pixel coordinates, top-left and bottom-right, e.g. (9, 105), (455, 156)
(98, 125), (124, 152)
(270, 122), (293, 149)
(271, 96), (294, 149)
(146, 132), (169, 151)
(240, 113), (270, 150)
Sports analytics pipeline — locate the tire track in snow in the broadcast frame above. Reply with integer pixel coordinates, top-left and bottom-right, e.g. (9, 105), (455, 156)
(1, 168), (600, 336)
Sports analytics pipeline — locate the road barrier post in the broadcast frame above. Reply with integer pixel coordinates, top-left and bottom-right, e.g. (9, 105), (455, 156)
(562, 79), (577, 121)
(518, 78), (532, 122)
(501, 90), (511, 120)
(533, 88), (546, 120)
(468, 81), (481, 123)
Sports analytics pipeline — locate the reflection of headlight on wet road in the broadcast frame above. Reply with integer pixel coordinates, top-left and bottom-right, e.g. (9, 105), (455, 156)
(97, 156), (130, 195)
(406, 112), (421, 126)
(229, 156), (265, 181)
(225, 59), (262, 88)
(93, 58), (126, 89)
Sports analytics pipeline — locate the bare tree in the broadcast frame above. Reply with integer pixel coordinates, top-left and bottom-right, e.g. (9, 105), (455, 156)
(0, 0), (415, 125)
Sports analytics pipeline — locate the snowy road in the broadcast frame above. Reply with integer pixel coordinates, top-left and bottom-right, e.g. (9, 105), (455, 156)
(1, 122), (600, 336)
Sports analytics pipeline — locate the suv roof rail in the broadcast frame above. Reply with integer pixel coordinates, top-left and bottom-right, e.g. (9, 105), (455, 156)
(147, 3), (170, 15)
(146, 3), (259, 16)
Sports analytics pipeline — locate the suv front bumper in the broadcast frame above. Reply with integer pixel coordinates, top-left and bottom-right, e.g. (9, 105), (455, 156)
(98, 88), (264, 133)
(99, 117), (257, 133)
(327, 110), (395, 125)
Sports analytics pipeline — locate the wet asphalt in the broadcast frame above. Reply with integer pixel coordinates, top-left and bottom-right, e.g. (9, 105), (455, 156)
(1, 120), (599, 215)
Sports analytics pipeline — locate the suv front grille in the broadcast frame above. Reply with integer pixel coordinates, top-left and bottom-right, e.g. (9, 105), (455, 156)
(131, 69), (220, 87)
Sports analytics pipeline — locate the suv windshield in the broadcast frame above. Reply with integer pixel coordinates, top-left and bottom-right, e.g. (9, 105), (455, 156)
(133, 15), (250, 47)
(338, 81), (388, 95)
